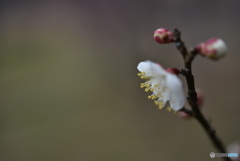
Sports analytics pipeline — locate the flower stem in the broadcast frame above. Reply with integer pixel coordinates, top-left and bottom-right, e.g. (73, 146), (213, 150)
(184, 59), (230, 161)
(173, 28), (188, 60)
(174, 29), (231, 161)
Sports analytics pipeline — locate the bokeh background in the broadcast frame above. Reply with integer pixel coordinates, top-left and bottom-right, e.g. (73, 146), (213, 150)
(1, 0), (240, 161)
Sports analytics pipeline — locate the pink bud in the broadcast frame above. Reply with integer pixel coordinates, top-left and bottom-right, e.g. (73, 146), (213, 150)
(178, 111), (192, 119)
(196, 38), (227, 60)
(165, 68), (179, 75)
(154, 28), (174, 44)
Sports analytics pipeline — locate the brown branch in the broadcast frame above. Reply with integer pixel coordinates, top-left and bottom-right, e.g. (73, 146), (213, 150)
(174, 29), (231, 161)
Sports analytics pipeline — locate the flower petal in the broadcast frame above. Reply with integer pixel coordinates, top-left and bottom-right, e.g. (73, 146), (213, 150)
(137, 60), (185, 111)
(166, 74), (185, 110)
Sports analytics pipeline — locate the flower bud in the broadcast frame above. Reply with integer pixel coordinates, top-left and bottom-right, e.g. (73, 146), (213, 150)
(178, 110), (192, 119)
(165, 68), (179, 75)
(154, 28), (174, 44)
(196, 38), (227, 60)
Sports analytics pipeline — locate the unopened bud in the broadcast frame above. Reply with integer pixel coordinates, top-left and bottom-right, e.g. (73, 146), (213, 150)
(154, 28), (174, 44)
(165, 68), (179, 75)
(196, 38), (227, 60)
(178, 111), (192, 119)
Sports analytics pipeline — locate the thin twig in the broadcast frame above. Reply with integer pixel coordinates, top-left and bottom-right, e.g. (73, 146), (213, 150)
(174, 29), (231, 161)
(173, 28), (188, 59)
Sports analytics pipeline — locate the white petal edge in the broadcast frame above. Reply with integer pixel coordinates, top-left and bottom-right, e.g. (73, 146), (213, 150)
(213, 39), (227, 57)
(137, 61), (167, 75)
(166, 74), (185, 111)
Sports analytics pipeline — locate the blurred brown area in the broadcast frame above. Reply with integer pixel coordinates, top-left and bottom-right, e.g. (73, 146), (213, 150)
(0, 0), (240, 161)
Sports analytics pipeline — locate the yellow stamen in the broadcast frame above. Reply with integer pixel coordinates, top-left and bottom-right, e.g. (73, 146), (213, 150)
(167, 107), (172, 112)
(148, 96), (152, 99)
(140, 76), (150, 79)
(150, 88), (154, 92)
(151, 96), (157, 100)
(154, 101), (159, 105)
(158, 106), (164, 110)
(158, 102), (163, 106)
(145, 88), (149, 92)
(137, 73), (142, 76)
(158, 102), (164, 109)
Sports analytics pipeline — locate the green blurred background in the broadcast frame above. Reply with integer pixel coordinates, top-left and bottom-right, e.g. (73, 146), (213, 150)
(1, 0), (240, 161)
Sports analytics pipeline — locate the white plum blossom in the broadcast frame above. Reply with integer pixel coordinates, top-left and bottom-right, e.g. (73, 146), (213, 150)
(137, 60), (185, 111)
